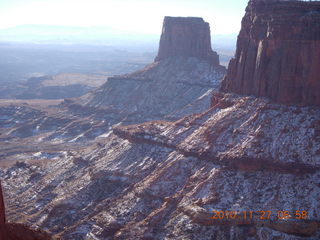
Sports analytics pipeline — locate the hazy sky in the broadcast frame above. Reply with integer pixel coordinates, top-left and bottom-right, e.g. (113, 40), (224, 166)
(0, 0), (248, 35)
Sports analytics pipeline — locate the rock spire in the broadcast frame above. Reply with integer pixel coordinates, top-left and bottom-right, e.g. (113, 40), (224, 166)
(155, 16), (220, 65)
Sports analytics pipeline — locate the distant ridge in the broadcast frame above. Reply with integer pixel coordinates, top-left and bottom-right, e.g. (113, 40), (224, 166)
(0, 24), (159, 45)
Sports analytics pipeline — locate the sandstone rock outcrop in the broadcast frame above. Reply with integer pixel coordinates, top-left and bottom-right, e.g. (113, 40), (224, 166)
(155, 17), (221, 66)
(221, 0), (320, 106)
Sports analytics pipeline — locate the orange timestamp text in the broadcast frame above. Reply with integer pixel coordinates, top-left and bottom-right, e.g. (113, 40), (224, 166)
(211, 210), (308, 221)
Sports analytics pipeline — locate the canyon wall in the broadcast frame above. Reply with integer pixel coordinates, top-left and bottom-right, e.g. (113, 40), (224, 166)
(155, 16), (220, 65)
(221, 0), (320, 106)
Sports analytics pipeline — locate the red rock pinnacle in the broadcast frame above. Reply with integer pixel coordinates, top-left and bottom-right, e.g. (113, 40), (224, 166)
(221, 0), (320, 106)
(155, 16), (220, 65)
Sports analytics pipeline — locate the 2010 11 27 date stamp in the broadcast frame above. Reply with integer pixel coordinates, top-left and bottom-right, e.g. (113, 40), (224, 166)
(211, 210), (308, 221)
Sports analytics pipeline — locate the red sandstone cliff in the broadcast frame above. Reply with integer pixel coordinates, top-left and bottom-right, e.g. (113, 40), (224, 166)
(155, 16), (220, 66)
(221, 0), (320, 106)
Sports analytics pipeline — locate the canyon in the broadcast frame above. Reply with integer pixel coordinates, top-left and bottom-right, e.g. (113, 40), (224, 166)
(0, 1), (320, 240)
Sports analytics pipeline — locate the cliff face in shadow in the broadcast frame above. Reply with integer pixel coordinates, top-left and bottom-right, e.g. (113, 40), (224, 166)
(221, 0), (320, 106)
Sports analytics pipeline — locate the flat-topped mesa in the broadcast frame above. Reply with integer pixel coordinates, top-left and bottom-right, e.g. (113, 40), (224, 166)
(221, 0), (320, 106)
(155, 16), (220, 65)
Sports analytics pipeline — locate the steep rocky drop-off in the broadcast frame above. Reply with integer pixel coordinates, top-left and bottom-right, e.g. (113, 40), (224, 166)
(221, 0), (320, 106)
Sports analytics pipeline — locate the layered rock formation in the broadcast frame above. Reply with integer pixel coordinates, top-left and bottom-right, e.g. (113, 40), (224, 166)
(0, 181), (52, 240)
(79, 57), (225, 123)
(155, 17), (220, 66)
(114, 93), (320, 175)
(0, 16), (226, 160)
(3, 93), (320, 239)
(221, 0), (320, 106)
(75, 16), (226, 123)
(2, 6), (320, 240)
